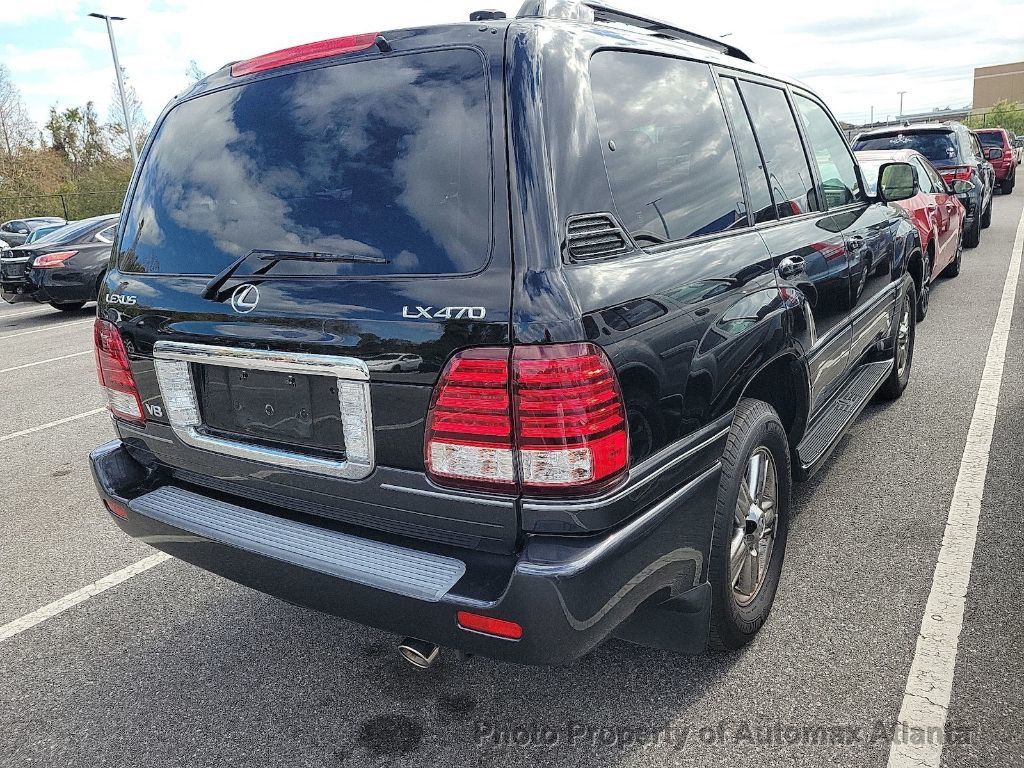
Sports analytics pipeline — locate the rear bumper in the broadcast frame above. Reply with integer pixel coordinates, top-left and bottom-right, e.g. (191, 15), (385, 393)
(90, 439), (719, 665)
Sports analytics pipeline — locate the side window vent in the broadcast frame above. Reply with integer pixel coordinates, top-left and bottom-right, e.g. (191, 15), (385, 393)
(565, 213), (632, 260)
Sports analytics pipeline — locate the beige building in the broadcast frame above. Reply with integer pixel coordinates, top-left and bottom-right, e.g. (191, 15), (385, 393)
(973, 61), (1024, 109)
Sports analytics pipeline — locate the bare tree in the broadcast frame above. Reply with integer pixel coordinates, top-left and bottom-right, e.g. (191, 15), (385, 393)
(0, 64), (36, 184)
(107, 70), (149, 160)
(185, 59), (207, 86)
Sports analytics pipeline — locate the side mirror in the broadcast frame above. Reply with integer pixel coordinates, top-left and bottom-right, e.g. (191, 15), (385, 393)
(987, 147), (1004, 160)
(877, 162), (918, 202)
(950, 179), (976, 195)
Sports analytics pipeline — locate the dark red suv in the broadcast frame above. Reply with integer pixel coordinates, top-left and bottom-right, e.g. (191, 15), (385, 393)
(976, 128), (1017, 194)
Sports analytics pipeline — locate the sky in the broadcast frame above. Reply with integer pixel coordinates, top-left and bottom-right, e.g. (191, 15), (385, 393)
(2, 0), (1023, 132)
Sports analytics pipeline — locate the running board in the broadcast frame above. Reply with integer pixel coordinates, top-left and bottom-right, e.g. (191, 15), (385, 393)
(795, 360), (892, 476)
(130, 486), (466, 602)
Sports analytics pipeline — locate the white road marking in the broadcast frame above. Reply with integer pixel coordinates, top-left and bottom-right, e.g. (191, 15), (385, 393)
(0, 407), (106, 443)
(0, 306), (54, 320)
(0, 554), (171, 643)
(888, 206), (1024, 767)
(0, 318), (92, 341)
(0, 350), (92, 374)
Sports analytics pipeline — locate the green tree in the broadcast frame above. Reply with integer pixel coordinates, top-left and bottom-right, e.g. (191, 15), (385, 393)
(965, 100), (1024, 135)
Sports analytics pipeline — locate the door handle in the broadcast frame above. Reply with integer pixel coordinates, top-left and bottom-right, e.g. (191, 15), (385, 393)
(848, 235), (864, 250)
(778, 255), (805, 278)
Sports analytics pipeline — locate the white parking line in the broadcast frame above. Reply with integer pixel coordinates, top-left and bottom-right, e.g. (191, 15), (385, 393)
(0, 318), (92, 341)
(0, 408), (106, 443)
(0, 350), (92, 374)
(888, 206), (1024, 767)
(0, 306), (53, 320)
(0, 554), (171, 643)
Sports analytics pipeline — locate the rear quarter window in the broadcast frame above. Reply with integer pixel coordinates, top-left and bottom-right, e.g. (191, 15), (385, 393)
(589, 51), (747, 245)
(118, 48), (492, 277)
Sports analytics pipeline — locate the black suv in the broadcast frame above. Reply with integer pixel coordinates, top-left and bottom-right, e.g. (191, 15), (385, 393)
(852, 122), (995, 248)
(89, 1), (923, 665)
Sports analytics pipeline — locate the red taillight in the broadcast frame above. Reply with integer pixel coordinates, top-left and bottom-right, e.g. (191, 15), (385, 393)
(424, 343), (629, 495)
(457, 611), (523, 640)
(939, 167), (972, 183)
(33, 250), (77, 269)
(103, 500), (130, 519)
(94, 319), (145, 425)
(231, 32), (379, 77)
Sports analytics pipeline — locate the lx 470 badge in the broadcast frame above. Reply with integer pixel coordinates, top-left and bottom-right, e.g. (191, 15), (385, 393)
(402, 306), (486, 319)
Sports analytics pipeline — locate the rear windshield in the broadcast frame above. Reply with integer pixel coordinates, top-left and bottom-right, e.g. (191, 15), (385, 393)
(852, 131), (960, 165)
(118, 48), (492, 277)
(976, 131), (1004, 148)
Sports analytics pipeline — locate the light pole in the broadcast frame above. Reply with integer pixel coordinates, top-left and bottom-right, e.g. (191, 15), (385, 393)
(897, 90), (907, 119)
(89, 12), (138, 165)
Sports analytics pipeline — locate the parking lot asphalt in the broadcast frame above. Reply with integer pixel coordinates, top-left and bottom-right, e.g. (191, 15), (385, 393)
(1, 194), (1023, 768)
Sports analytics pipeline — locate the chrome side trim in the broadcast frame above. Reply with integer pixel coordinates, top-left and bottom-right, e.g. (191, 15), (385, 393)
(521, 415), (732, 514)
(379, 483), (516, 509)
(152, 341), (374, 480)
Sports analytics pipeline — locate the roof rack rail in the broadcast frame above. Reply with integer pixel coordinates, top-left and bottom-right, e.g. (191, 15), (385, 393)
(515, 0), (753, 62)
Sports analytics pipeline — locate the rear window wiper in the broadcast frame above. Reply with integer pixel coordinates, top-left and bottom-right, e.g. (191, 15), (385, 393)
(201, 249), (388, 299)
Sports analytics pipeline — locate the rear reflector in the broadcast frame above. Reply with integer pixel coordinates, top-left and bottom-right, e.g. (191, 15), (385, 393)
(94, 318), (145, 425)
(103, 499), (130, 519)
(456, 611), (523, 640)
(231, 32), (379, 76)
(32, 250), (77, 269)
(424, 343), (628, 495)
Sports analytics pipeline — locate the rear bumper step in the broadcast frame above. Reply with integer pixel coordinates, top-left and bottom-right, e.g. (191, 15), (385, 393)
(131, 486), (465, 602)
(90, 439), (719, 664)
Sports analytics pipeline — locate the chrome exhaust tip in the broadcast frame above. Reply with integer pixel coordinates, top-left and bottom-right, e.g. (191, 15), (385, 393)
(398, 638), (440, 669)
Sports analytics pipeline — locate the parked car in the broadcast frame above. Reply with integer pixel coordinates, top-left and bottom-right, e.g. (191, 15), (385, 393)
(1, 214), (118, 310)
(24, 223), (67, 244)
(0, 217), (66, 247)
(89, 3), (922, 666)
(975, 127), (1017, 194)
(1012, 135), (1024, 165)
(363, 353), (424, 372)
(856, 149), (965, 319)
(852, 122), (994, 248)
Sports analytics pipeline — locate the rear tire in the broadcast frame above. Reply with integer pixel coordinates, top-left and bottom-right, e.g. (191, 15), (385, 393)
(51, 301), (85, 312)
(877, 282), (916, 401)
(1002, 174), (1015, 195)
(708, 399), (791, 651)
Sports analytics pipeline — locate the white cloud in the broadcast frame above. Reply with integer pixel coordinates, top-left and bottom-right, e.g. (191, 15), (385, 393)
(3, 0), (1023, 131)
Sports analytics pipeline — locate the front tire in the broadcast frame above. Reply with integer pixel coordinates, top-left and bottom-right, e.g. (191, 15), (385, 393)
(877, 282), (916, 401)
(981, 198), (992, 229)
(916, 252), (930, 322)
(942, 233), (963, 278)
(964, 214), (981, 249)
(708, 399), (791, 651)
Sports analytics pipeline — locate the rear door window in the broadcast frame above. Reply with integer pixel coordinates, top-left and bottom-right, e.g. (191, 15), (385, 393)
(590, 52), (747, 244)
(739, 82), (822, 218)
(719, 77), (775, 223)
(119, 48), (492, 277)
(794, 94), (865, 208)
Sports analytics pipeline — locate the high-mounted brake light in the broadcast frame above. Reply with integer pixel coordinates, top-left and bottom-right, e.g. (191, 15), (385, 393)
(424, 343), (629, 495)
(231, 32), (380, 77)
(94, 318), (145, 425)
(32, 250), (77, 269)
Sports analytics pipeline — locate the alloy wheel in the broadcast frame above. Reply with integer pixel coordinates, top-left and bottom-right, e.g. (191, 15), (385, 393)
(896, 296), (912, 377)
(730, 447), (778, 606)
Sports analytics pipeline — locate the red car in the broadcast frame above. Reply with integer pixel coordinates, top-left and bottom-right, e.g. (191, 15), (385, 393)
(975, 128), (1018, 194)
(856, 149), (965, 320)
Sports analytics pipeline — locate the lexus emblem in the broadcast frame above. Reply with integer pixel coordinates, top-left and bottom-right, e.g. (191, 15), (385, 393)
(230, 283), (260, 314)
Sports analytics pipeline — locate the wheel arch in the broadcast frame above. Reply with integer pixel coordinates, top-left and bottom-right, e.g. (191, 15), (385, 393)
(735, 352), (810, 448)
